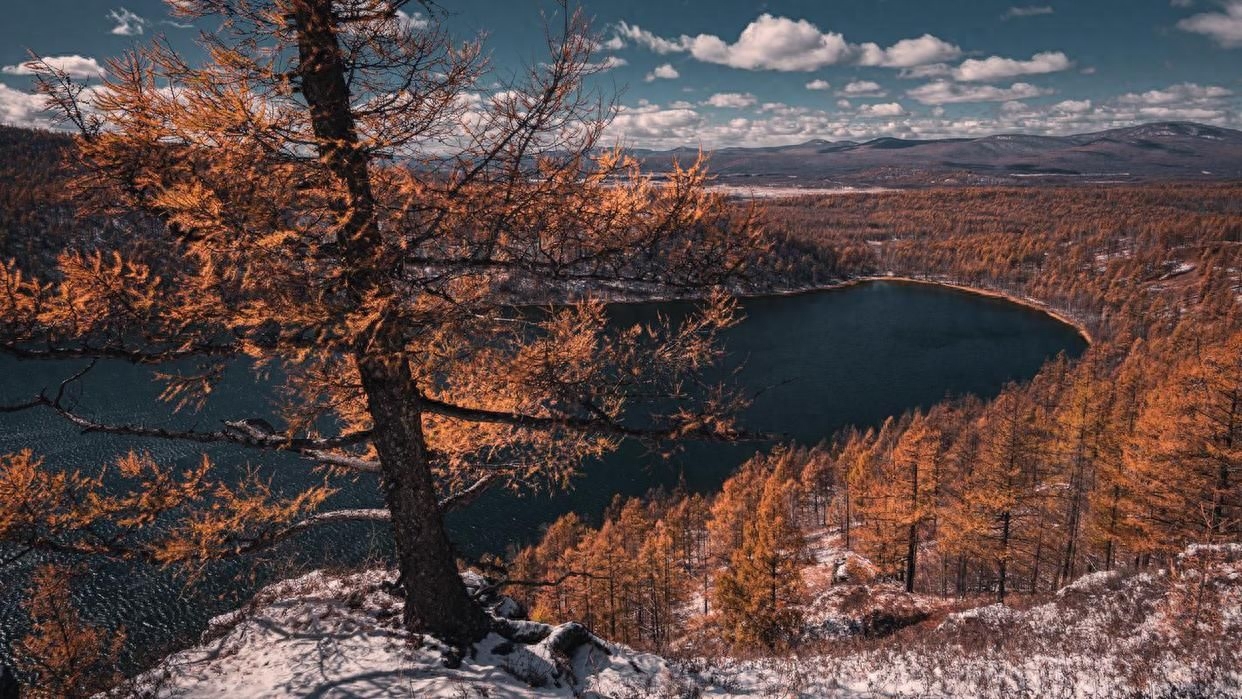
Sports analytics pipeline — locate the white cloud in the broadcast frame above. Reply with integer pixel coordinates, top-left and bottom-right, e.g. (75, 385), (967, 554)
(679, 14), (853, 71)
(856, 102), (908, 117)
(609, 104), (703, 142)
(1003, 5), (1055, 19)
(598, 36), (626, 51)
(898, 63), (954, 79)
(840, 80), (886, 97)
(108, 7), (147, 36)
(1136, 106), (1225, 120)
(907, 80), (1053, 104)
(585, 56), (628, 72)
(603, 94), (1240, 150)
(857, 34), (962, 68)
(836, 98), (852, 108)
(954, 52), (1072, 81)
(1116, 82), (1232, 105)
(645, 63), (679, 82)
(704, 92), (757, 108)
(0, 83), (53, 128)
(759, 102), (786, 112)
(1177, 1), (1242, 47)
(805, 79), (832, 90)
(2, 55), (107, 79)
(615, 16), (957, 71)
(615, 22), (688, 54)
(1053, 99), (1093, 113)
(395, 10), (429, 32)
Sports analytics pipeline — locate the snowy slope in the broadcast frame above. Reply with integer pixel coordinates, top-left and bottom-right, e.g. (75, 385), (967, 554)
(120, 569), (695, 698)
(690, 544), (1242, 698)
(120, 544), (1242, 698)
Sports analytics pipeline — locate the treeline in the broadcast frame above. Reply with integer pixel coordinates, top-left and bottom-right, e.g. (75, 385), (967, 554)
(508, 445), (812, 653)
(759, 184), (1242, 341)
(511, 184), (1242, 654)
(0, 125), (842, 294)
(510, 322), (1240, 652)
(0, 126), (178, 278)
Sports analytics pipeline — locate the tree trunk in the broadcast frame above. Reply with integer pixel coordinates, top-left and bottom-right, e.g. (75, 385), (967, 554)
(358, 353), (490, 642)
(1210, 391), (1237, 536)
(998, 510), (1011, 603)
(292, 0), (488, 644)
(904, 460), (919, 593)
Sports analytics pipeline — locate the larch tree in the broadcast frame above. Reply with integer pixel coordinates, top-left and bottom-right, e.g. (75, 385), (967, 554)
(884, 411), (941, 592)
(1048, 357), (1111, 586)
(1089, 340), (1152, 569)
(947, 385), (1044, 601)
(12, 565), (124, 699)
(0, 0), (763, 644)
(849, 414), (909, 576)
(1128, 330), (1242, 547)
(713, 471), (809, 650)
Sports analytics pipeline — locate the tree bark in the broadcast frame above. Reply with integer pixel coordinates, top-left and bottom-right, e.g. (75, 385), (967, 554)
(998, 510), (1011, 603)
(291, 0), (488, 644)
(358, 352), (490, 642)
(905, 459), (919, 593)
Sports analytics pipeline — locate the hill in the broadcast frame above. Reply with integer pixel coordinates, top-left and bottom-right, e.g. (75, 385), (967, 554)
(632, 122), (1242, 186)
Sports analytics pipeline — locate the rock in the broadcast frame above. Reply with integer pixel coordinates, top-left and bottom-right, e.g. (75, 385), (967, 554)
(544, 622), (610, 660)
(491, 595), (527, 620)
(492, 617), (553, 644)
(834, 552), (880, 584)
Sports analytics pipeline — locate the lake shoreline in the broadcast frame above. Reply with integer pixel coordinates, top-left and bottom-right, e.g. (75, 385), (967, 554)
(852, 276), (1095, 345)
(602, 275), (1095, 345)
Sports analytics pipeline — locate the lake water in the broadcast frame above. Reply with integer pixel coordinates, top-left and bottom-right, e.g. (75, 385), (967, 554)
(0, 281), (1086, 669)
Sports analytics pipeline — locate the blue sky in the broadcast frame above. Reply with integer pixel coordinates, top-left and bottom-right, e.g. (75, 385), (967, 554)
(1, 0), (1240, 146)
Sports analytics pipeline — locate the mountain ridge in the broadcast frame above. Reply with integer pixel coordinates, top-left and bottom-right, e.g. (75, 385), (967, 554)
(630, 121), (1242, 185)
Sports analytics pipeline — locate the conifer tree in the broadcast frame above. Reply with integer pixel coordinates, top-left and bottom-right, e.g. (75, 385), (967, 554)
(947, 385), (1044, 601)
(1128, 330), (1242, 546)
(0, 0), (760, 643)
(713, 471), (809, 650)
(1049, 358), (1111, 586)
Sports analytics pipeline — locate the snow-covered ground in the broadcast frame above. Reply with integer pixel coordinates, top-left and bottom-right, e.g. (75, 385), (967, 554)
(705, 184), (894, 199)
(119, 544), (1242, 698)
(119, 569), (694, 698)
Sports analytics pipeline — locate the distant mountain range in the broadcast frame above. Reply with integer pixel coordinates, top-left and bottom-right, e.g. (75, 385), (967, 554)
(631, 122), (1242, 186)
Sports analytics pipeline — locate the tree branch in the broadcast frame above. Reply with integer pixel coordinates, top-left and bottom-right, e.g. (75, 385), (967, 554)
(0, 393), (376, 471)
(0, 342), (242, 365)
(437, 473), (497, 512)
(472, 570), (607, 601)
(233, 508), (390, 555)
(420, 395), (771, 442)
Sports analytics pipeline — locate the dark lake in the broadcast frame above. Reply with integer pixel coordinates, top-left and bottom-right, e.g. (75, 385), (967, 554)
(0, 280), (1086, 668)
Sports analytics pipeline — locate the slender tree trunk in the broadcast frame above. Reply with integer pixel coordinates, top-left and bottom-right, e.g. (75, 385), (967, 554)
(1105, 484), (1120, 570)
(1060, 436), (1088, 587)
(904, 461), (919, 593)
(292, 0), (488, 643)
(1210, 392), (1237, 535)
(998, 510), (1011, 603)
(843, 481), (852, 550)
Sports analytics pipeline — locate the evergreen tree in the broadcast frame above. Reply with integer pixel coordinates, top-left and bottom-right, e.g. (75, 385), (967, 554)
(714, 472), (809, 650)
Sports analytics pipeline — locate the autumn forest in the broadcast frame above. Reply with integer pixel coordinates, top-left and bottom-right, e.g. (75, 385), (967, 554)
(0, 0), (1239, 696)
